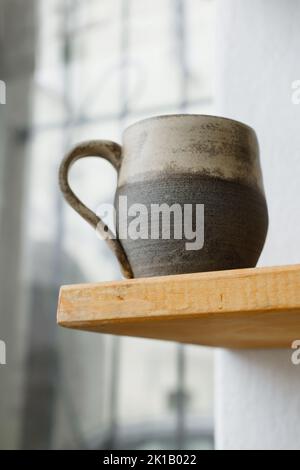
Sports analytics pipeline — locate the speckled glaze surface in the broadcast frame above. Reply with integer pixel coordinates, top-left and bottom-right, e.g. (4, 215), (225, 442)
(120, 115), (264, 191)
(59, 114), (268, 279)
(117, 115), (268, 278)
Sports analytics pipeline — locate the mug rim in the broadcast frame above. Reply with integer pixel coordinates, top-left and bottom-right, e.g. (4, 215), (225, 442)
(123, 113), (255, 136)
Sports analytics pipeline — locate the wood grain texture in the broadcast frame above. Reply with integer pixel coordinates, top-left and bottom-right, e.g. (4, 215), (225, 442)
(57, 265), (300, 349)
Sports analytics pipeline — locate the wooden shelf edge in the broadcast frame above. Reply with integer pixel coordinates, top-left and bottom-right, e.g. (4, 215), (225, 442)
(57, 264), (300, 349)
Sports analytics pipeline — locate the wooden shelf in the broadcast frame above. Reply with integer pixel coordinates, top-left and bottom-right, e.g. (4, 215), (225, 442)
(57, 264), (300, 349)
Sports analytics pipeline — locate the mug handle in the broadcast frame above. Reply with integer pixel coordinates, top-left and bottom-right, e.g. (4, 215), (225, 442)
(59, 140), (134, 279)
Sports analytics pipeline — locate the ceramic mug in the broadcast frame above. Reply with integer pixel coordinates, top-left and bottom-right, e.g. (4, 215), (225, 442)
(59, 114), (268, 279)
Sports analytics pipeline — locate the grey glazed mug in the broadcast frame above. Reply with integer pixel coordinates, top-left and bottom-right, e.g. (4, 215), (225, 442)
(59, 114), (268, 279)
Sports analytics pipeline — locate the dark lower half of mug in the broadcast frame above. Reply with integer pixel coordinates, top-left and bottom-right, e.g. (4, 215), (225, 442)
(115, 174), (268, 278)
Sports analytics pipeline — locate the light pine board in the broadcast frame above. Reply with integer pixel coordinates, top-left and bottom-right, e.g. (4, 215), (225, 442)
(57, 265), (300, 349)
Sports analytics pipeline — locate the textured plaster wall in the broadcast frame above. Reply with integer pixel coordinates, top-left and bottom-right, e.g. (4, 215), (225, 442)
(215, 0), (300, 450)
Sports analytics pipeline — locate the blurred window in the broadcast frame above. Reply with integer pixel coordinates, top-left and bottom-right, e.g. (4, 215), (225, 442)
(0, 0), (216, 450)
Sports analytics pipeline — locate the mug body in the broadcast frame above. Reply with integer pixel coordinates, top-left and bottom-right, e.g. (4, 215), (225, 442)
(116, 114), (268, 278)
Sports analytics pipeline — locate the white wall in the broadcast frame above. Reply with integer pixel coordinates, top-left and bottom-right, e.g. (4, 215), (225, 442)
(215, 0), (300, 450)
